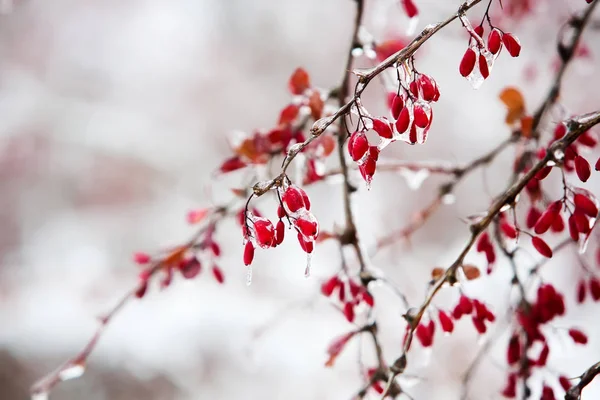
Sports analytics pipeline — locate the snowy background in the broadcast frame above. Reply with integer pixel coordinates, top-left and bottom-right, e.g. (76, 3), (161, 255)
(0, 0), (599, 399)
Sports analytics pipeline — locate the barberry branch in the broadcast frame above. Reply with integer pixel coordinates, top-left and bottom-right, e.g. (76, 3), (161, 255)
(565, 361), (600, 400)
(251, 0), (486, 198)
(30, 206), (231, 398)
(380, 110), (600, 398)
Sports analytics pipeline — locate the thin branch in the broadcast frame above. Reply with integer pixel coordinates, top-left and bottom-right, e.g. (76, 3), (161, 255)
(566, 361), (600, 400)
(30, 207), (231, 397)
(376, 134), (517, 250)
(250, 0), (486, 198)
(379, 110), (600, 397)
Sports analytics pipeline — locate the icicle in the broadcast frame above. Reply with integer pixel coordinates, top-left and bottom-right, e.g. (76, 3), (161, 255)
(246, 266), (253, 286)
(304, 253), (312, 278)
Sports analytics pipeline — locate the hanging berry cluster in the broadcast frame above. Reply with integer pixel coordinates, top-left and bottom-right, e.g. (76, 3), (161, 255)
(321, 274), (374, 323)
(217, 67), (337, 185)
(132, 220), (226, 298)
(347, 64), (440, 186)
(459, 17), (521, 88)
(410, 294), (495, 348)
(242, 183), (319, 282)
(501, 284), (586, 399)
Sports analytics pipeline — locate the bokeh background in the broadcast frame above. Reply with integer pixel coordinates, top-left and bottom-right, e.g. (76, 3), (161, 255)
(0, 0), (599, 399)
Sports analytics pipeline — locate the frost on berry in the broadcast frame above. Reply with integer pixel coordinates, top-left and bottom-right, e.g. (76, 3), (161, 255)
(347, 131), (369, 162)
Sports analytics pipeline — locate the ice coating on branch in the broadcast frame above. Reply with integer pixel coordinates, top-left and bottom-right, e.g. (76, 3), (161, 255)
(58, 363), (85, 381)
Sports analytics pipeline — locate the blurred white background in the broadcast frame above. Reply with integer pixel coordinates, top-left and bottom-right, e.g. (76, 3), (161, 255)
(0, 0), (599, 399)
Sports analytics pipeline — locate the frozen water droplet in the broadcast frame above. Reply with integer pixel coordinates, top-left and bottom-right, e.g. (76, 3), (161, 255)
(553, 149), (565, 161)
(311, 116), (334, 134)
(287, 143), (304, 158)
(304, 253), (312, 278)
(31, 393), (48, 400)
(500, 203), (512, 212)
(252, 179), (275, 195)
(399, 168), (430, 190)
(351, 47), (364, 57)
(399, 374), (422, 388)
(442, 193), (456, 205)
(466, 70), (485, 90)
(246, 266), (253, 286)
(546, 160), (556, 167)
(58, 363), (85, 381)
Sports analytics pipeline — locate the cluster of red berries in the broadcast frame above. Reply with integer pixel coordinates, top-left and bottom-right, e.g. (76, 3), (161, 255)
(321, 274), (374, 323)
(459, 24), (521, 83)
(242, 184), (319, 277)
(218, 67), (335, 188)
(501, 284), (587, 398)
(132, 237), (225, 299)
(347, 71), (440, 185)
(413, 295), (494, 348)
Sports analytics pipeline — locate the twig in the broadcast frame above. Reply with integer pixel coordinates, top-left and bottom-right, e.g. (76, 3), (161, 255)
(379, 110), (600, 398)
(376, 135), (517, 250)
(566, 361), (600, 400)
(250, 0), (485, 198)
(30, 207), (230, 397)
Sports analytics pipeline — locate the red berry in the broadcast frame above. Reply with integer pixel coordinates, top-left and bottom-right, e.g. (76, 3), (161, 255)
(133, 252), (151, 265)
(590, 277), (600, 301)
(474, 25), (484, 37)
(438, 310), (454, 333)
(275, 219), (285, 245)
(507, 335), (520, 364)
(212, 264), (225, 284)
(568, 328), (588, 344)
(577, 280), (587, 303)
(343, 302), (355, 322)
(396, 107), (411, 133)
(401, 0), (418, 18)
(575, 156), (591, 182)
(413, 105), (429, 128)
(501, 222), (518, 239)
(243, 242), (256, 268)
(488, 29), (502, 54)
(321, 276), (340, 297)
(502, 33), (521, 57)
(348, 131), (369, 162)
(282, 186), (309, 213)
(459, 48), (477, 77)
(559, 376), (572, 393)
(180, 258), (202, 279)
(574, 193), (598, 217)
(254, 218), (276, 248)
(391, 94), (404, 119)
(532, 236), (553, 258)
(479, 54), (489, 79)
(372, 117), (393, 139)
